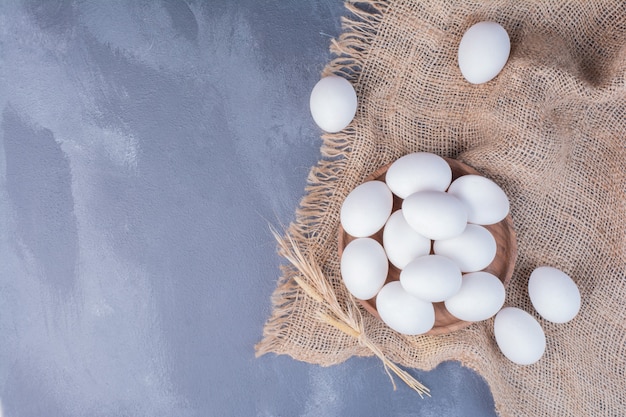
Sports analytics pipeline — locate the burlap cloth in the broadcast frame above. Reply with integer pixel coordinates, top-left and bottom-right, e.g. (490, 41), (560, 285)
(256, 1), (626, 415)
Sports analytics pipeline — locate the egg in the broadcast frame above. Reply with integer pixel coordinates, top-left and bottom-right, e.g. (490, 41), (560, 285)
(433, 224), (497, 272)
(528, 266), (581, 323)
(376, 281), (435, 335)
(384, 152), (452, 199)
(340, 238), (388, 300)
(447, 174), (510, 225)
(341, 180), (393, 238)
(400, 254), (462, 302)
(309, 75), (358, 132)
(494, 307), (546, 365)
(458, 21), (511, 84)
(383, 210), (431, 270)
(444, 271), (506, 322)
(402, 191), (468, 240)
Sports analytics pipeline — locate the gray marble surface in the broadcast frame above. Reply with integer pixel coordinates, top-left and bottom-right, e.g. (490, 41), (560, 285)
(0, 1), (497, 416)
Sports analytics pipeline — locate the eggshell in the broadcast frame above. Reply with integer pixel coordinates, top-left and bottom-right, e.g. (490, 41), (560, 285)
(402, 191), (468, 240)
(340, 180), (393, 238)
(447, 174), (510, 225)
(400, 254), (462, 302)
(458, 21), (511, 84)
(385, 152), (452, 199)
(376, 281), (435, 335)
(444, 271), (506, 322)
(494, 307), (546, 365)
(340, 238), (388, 300)
(309, 76), (357, 132)
(528, 266), (581, 323)
(383, 210), (431, 269)
(433, 224), (497, 272)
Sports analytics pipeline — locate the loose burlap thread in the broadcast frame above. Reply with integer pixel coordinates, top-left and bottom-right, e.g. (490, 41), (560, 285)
(256, 1), (626, 415)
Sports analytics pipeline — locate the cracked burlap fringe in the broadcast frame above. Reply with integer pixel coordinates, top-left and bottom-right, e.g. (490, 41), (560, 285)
(256, 1), (626, 415)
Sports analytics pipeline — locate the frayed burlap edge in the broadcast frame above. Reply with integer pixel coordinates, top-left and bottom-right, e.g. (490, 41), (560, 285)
(255, 0), (386, 358)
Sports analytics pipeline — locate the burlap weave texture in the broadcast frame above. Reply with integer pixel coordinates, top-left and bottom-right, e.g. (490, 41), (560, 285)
(257, 1), (626, 415)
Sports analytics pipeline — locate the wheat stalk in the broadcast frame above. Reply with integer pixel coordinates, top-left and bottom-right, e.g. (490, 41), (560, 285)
(272, 227), (430, 398)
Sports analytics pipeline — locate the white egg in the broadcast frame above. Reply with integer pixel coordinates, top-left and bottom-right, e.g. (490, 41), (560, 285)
(458, 21), (510, 84)
(309, 76), (357, 132)
(402, 191), (468, 240)
(385, 152), (452, 199)
(528, 266), (581, 323)
(340, 238), (388, 300)
(444, 271), (506, 322)
(341, 180), (393, 238)
(383, 210), (431, 270)
(494, 307), (546, 365)
(376, 281), (435, 335)
(400, 254), (462, 302)
(433, 224), (497, 272)
(447, 174), (510, 225)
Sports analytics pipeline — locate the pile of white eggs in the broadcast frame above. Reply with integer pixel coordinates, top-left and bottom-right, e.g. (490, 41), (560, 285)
(309, 22), (582, 365)
(340, 152), (510, 334)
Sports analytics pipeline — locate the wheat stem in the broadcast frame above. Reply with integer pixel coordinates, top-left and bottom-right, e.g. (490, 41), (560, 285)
(270, 227), (430, 397)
